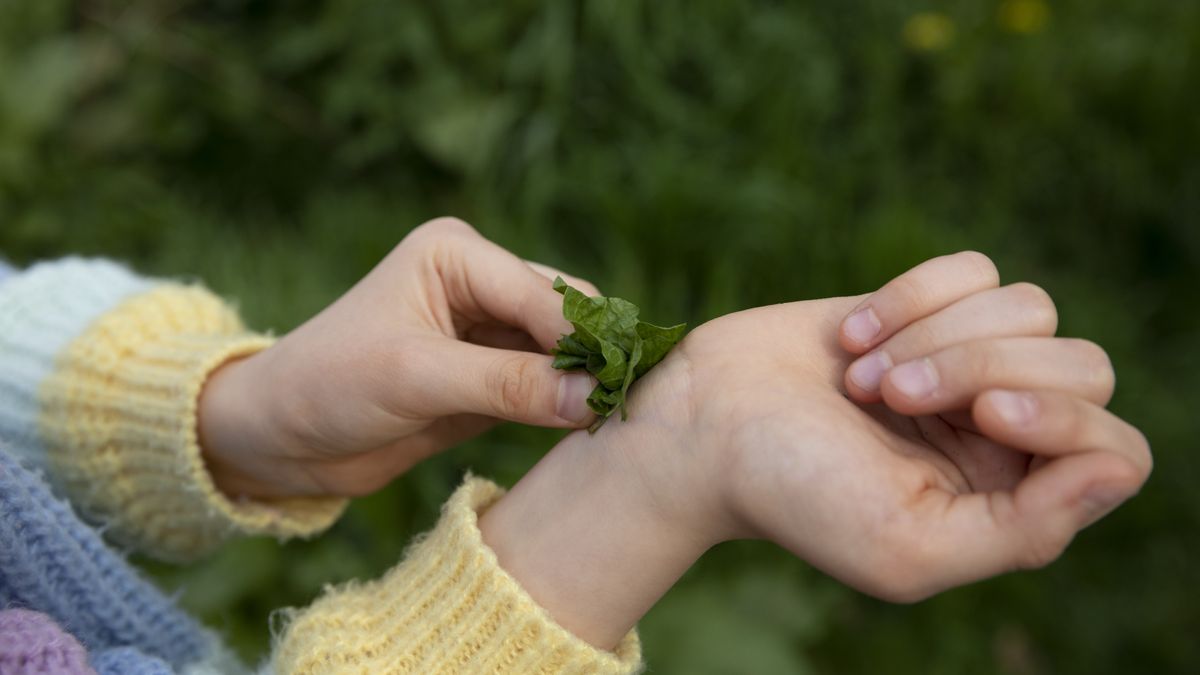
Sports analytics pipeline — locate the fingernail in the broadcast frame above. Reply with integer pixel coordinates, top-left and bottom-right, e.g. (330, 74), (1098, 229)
(556, 373), (594, 423)
(990, 390), (1039, 427)
(890, 358), (938, 399)
(1080, 484), (1128, 526)
(849, 351), (893, 391)
(844, 307), (881, 346)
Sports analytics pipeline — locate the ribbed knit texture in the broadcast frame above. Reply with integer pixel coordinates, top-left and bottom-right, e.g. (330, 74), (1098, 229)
(2, 257), (645, 674)
(0, 608), (94, 674)
(0, 452), (242, 675)
(272, 477), (644, 675)
(0, 259), (151, 471)
(90, 647), (173, 675)
(0, 607), (227, 675)
(36, 283), (347, 562)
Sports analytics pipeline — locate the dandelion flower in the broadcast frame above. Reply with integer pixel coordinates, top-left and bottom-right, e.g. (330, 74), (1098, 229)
(903, 12), (956, 52)
(998, 0), (1050, 34)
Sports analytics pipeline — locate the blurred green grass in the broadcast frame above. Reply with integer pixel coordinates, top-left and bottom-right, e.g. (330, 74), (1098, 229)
(1, 1), (1196, 673)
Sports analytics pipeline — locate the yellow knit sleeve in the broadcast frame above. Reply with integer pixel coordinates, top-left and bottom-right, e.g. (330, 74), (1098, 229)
(37, 283), (347, 562)
(272, 477), (643, 675)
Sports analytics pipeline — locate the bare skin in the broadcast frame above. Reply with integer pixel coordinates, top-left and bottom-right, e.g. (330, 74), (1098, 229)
(197, 217), (601, 498)
(480, 251), (1151, 649)
(197, 230), (1150, 653)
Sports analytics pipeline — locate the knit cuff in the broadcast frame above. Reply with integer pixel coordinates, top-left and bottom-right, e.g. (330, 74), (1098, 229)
(0, 258), (152, 471)
(272, 477), (644, 675)
(38, 283), (347, 562)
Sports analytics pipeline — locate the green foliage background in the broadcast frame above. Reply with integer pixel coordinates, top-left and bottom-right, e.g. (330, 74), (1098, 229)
(1, 1), (1196, 672)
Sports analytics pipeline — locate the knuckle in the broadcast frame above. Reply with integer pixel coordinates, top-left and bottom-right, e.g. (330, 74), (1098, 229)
(403, 217), (478, 273)
(899, 319), (939, 355)
(865, 552), (933, 603)
(890, 275), (938, 314)
(385, 341), (420, 382)
(863, 506), (937, 603)
(1009, 282), (1059, 333)
(958, 341), (1000, 384)
(1017, 527), (1072, 570)
(486, 356), (538, 419)
(1057, 398), (1091, 447)
(873, 577), (930, 604)
(416, 216), (476, 239)
(957, 250), (1000, 287)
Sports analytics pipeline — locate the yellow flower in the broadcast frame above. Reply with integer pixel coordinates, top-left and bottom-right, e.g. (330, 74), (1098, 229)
(998, 0), (1050, 34)
(903, 12), (956, 52)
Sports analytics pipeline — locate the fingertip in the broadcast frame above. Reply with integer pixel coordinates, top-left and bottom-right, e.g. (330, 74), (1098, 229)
(1079, 471), (1141, 528)
(844, 351), (892, 401)
(843, 376), (884, 403)
(955, 250), (1001, 288)
(555, 372), (597, 426)
(878, 358), (939, 415)
(840, 306), (882, 353)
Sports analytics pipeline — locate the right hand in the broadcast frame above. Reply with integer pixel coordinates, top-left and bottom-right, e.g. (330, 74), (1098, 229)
(602, 251), (1151, 602)
(199, 217), (601, 499)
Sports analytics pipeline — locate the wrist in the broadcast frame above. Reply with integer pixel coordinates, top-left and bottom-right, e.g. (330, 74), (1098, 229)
(479, 426), (715, 650)
(197, 346), (291, 498)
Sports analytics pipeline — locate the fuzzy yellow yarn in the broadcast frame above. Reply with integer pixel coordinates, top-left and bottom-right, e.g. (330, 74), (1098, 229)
(37, 283), (346, 561)
(32, 278), (642, 672)
(273, 476), (643, 674)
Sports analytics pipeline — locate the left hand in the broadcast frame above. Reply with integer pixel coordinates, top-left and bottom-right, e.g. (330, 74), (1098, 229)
(197, 217), (600, 499)
(481, 252), (1152, 649)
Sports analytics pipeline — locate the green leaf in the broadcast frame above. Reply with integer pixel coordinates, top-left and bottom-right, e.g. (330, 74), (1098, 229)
(635, 321), (688, 376)
(550, 277), (687, 431)
(619, 335), (644, 420)
(555, 275), (640, 351)
(551, 353), (587, 369)
(554, 333), (592, 357)
(588, 338), (628, 390)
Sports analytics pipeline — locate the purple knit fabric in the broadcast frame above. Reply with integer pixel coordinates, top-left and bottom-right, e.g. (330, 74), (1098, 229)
(0, 608), (95, 674)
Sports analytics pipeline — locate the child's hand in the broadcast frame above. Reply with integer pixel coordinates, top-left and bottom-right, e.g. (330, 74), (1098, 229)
(479, 252), (1151, 648)
(197, 218), (600, 499)
(683, 251), (1152, 601)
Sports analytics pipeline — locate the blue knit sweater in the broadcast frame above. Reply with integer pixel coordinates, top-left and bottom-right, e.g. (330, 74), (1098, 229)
(0, 257), (257, 673)
(0, 450), (239, 674)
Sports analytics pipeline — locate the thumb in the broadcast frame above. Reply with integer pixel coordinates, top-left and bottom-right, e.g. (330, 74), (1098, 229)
(898, 390), (1149, 599)
(409, 339), (597, 428)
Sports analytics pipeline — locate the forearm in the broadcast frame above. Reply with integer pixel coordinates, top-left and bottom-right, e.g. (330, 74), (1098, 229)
(478, 427), (712, 650)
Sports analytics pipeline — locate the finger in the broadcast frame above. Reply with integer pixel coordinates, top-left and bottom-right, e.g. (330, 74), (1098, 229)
(894, 391), (1150, 597)
(526, 261), (602, 297)
(972, 389), (1151, 476)
(845, 283), (1057, 399)
(879, 337), (1115, 416)
(300, 414), (500, 497)
(464, 321), (544, 353)
(383, 413), (500, 464)
(840, 251), (1000, 354)
(417, 218), (577, 351)
(404, 338), (597, 428)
